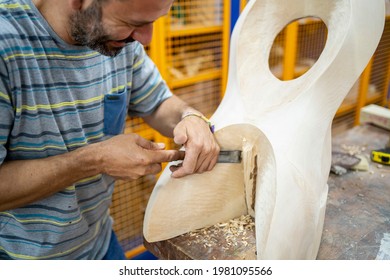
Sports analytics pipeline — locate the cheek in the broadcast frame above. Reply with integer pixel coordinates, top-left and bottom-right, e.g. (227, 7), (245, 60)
(102, 19), (134, 40)
(111, 27), (134, 41)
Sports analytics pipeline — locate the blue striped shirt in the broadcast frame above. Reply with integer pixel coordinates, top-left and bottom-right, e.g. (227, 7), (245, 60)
(0, 0), (172, 259)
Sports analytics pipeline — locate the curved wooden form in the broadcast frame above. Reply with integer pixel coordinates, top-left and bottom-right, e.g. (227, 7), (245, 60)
(143, 0), (385, 259)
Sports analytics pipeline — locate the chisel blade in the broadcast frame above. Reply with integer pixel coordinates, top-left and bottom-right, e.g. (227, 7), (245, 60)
(217, 150), (242, 163)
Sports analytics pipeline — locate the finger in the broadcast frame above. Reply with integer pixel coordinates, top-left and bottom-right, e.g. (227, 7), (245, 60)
(207, 151), (219, 171)
(153, 142), (166, 150)
(173, 123), (188, 145)
(195, 146), (218, 173)
(135, 135), (165, 150)
(195, 153), (211, 173)
(205, 144), (220, 171)
(171, 148), (199, 178)
(144, 163), (163, 175)
(191, 140), (219, 173)
(148, 149), (185, 164)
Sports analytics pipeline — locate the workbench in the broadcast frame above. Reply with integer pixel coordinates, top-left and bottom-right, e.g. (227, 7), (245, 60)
(144, 124), (390, 260)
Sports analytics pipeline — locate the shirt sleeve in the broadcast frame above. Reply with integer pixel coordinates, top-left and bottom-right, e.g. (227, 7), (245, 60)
(0, 56), (14, 165)
(127, 42), (173, 117)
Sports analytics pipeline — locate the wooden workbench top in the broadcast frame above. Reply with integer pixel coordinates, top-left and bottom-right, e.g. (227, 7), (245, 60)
(317, 124), (390, 260)
(144, 124), (390, 260)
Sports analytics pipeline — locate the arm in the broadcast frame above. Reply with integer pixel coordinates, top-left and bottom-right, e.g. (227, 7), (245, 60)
(129, 45), (219, 177)
(0, 134), (184, 211)
(143, 95), (220, 178)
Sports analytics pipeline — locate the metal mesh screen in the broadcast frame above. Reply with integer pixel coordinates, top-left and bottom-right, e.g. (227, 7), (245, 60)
(171, 0), (223, 28)
(165, 0), (225, 144)
(269, 18), (327, 80)
(368, 17), (390, 106)
(174, 78), (221, 117)
(168, 33), (223, 85)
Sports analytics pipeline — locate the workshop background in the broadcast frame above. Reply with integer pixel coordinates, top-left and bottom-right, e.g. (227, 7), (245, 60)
(109, 0), (390, 259)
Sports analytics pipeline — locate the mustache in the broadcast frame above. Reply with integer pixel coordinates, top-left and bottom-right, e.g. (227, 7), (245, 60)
(116, 36), (135, 44)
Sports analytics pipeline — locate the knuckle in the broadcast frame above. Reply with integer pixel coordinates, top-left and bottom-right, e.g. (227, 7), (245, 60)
(191, 141), (202, 151)
(153, 164), (162, 174)
(130, 133), (138, 140)
(138, 156), (151, 166)
(181, 166), (194, 175)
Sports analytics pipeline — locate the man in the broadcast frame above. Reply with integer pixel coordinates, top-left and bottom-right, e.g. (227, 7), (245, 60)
(0, 0), (220, 259)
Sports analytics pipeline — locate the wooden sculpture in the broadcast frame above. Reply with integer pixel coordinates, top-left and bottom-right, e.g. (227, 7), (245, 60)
(143, 0), (385, 259)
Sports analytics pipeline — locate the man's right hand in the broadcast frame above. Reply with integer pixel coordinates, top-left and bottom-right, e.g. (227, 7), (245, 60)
(95, 134), (184, 180)
(0, 133), (183, 211)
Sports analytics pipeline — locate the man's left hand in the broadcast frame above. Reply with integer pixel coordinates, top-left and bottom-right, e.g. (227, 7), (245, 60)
(170, 115), (220, 178)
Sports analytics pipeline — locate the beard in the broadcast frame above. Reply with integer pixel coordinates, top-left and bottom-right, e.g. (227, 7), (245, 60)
(69, 1), (125, 57)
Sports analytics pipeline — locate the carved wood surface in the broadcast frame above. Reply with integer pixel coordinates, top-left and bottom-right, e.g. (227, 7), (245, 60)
(144, 125), (390, 260)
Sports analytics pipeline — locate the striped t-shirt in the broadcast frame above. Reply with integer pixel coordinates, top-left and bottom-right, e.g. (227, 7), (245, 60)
(0, 0), (172, 259)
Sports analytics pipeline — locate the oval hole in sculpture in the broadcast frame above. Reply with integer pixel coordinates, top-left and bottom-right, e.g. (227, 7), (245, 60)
(269, 17), (327, 81)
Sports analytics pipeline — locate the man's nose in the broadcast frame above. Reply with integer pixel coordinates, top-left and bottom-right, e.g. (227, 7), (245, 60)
(131, 23), (154, 46)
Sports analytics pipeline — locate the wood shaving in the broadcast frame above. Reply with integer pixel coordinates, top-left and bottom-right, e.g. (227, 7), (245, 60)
(341, 144), (366, 156)
(182, 215), (255, 250)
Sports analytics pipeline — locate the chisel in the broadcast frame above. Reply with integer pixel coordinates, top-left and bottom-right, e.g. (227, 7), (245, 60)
(217, 150), (242, 163)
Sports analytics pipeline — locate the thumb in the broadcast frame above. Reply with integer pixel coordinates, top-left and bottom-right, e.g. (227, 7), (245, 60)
(135, 136), (165, 150)
(173, 122), (188, 145)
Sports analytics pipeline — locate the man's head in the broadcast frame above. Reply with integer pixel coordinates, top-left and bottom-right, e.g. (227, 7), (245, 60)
(69, 0), (173, 57)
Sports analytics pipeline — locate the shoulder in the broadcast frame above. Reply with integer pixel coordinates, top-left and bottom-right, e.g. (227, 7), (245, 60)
(0, 0), (46, 46)
(0, 9), (28, 50)
(0, 0), (34, 34)
(0, 18), (20, 64)
(0, 15), (19, 37)
(120, 41), (146, 59)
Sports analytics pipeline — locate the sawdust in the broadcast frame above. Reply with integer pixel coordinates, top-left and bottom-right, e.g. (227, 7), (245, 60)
(183, 214), (255, 250)
(341, 144), (366, 156)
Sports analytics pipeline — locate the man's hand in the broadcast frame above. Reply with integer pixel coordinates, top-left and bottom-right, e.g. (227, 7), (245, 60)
(142, 95), (220, 178)
(170, 115), (220, 178)
(96, 134), (185, 180)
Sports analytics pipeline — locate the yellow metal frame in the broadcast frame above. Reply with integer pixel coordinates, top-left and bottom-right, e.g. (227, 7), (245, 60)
(354, 15), (390, 122)
(240, 0), (248, 13)
(354, 58), (374, 125)
(282, 22), (299, 81)
(146, 0), (231, 145)
(221, 0), (231, 95)
(150, 18), (167, 77)
(149, 1), (230, 98)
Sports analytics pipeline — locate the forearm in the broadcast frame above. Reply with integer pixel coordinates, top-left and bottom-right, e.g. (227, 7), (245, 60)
(143, 95), (202, 137)
(0, 133), (184, 211)
(0, 145), (101, 211)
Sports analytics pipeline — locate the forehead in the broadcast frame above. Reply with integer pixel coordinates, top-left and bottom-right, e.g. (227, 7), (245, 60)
(104, 0), (174, 22)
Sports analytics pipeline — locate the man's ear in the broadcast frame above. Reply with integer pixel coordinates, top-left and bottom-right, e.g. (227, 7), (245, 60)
(69, 0), (94, 11)
(68, 0), (97, 10)
(69, 0), (82, 10)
